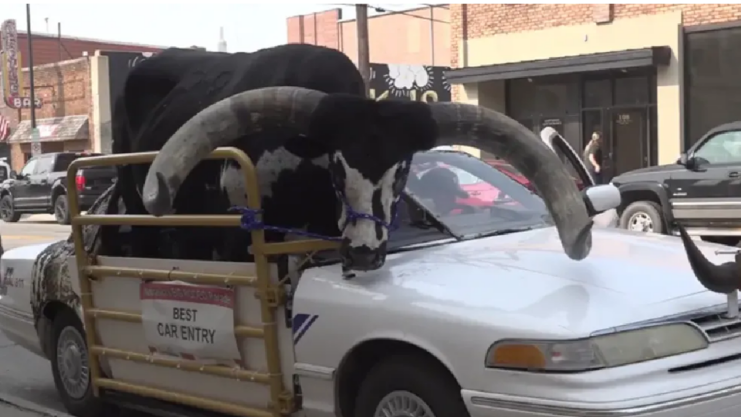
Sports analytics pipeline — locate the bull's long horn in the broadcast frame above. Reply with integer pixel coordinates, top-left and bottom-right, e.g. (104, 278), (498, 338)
(142, 87), (327, 217)
(677, 223), (740, 294)
(429, 103), (593, 261)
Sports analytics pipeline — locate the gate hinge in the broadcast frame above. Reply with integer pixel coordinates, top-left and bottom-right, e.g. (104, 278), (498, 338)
(254, 287), (286, 307)
(267, 391), (296, 415)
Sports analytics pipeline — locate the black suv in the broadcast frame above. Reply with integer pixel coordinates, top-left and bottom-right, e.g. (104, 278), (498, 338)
(0, 152), (116, 225)
(612, 122), (741, 246)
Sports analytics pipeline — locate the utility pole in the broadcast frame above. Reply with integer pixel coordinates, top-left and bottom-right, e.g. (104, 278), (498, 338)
(429, 5), (435, 65)
(26, 5), (36, 129)
(26, 4), (39, 155)
(356, 4), (370, 95)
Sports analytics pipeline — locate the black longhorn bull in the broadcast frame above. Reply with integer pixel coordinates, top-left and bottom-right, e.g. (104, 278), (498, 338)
(137, 46), (594, 270)
(30, 43), (596, 324)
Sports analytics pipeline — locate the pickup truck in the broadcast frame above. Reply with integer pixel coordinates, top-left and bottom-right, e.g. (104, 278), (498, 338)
(0, 152), (116, 225)
(612, 121), (741, 246)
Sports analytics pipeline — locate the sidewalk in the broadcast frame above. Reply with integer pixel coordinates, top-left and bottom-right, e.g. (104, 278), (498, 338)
(0, 395), (72, 417)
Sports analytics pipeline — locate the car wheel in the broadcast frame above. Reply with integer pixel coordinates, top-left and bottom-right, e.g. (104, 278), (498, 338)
(701, 236), (741, 247)
(0, 194), (20, 223)
(54, 194), (71, 225)
(354, 354), (469, 417)
(619, 201), (663, 234)
(50, 309), (107, 417)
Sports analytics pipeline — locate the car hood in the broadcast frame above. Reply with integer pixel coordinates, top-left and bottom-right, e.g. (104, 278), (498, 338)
(612, 164), (683, 183)
(325, 227), (735, 336)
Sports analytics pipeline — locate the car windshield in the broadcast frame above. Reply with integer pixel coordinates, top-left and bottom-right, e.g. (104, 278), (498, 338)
(302, 150), (554, 267)
(400, 151), (552, 241)
(53, 153), (103, 172)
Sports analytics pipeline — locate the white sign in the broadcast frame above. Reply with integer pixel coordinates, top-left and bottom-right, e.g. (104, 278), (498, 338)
(140, 281), (242, 365)
(31, 141), (41, 156)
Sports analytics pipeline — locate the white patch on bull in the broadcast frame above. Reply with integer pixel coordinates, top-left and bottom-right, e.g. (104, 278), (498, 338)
(333, 152), (399, 250)
(220, 147), (329, 204)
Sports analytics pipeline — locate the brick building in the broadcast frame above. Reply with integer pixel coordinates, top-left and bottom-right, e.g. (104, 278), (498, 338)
(1, 32), (165, 170)
(9, 31), (163, 67)
(447, 4), (741, 179)
(287, 6), (450, 66)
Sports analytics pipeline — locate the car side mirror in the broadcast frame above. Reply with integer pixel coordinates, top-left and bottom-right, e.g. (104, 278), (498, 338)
(583, 184), (621, 217)
(9, 171), (17, 180)
(677, 153), (688, 166)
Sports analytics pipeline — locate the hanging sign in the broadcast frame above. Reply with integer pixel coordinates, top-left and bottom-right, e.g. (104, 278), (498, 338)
(140, 281), (242, 365)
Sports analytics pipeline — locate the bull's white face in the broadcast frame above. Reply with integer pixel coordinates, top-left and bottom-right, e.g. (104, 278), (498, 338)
(329, 152), (411, 271)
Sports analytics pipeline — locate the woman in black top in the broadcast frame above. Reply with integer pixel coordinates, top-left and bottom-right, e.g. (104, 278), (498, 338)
(583, 132), (603, 184)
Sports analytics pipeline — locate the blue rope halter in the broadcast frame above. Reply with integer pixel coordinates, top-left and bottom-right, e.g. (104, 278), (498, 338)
(231, 188), (400, 242)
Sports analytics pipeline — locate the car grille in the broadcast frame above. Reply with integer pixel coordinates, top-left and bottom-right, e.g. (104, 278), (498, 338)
(690, 310), (741, 342)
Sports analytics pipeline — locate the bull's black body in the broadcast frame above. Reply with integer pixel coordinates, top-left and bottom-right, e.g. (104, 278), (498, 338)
(103, 44), (428, 261)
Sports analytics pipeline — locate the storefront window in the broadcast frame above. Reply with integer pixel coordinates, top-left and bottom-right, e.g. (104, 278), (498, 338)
(685, 26), (741, 148)
(614, 77), (649, 105)
(583, 79), (611, 108)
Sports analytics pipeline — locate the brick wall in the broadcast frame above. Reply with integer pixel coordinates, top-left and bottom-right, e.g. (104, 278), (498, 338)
(3, 32), (164, 68)
(287, 6), (450, 66)
(451, 4), (741, 71)
(1, 57), (93, 170)
(287, 9), (342, 49)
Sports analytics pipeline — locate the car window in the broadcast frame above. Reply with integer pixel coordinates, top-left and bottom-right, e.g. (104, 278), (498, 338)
(34, 155), (53, 175)
(406, 152), (550, 238)
(694, 130), (741, 164)
(20, 159), (38, 177)
(448, 166), (482, 185)
(53, 153), (87, 172)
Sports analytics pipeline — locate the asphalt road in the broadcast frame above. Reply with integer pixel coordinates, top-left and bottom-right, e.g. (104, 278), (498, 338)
(0, 215), (70, 414)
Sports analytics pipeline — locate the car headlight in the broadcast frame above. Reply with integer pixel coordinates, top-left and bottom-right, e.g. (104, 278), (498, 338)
(485, 323), (708, 372)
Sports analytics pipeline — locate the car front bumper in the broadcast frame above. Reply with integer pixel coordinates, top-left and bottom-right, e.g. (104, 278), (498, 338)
(462, 380), (741, 417)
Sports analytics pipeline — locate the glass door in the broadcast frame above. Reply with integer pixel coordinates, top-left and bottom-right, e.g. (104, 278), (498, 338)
(610, 107), (648, 177)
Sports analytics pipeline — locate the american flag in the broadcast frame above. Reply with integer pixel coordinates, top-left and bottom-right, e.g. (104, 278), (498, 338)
(0, 114), (9, 143)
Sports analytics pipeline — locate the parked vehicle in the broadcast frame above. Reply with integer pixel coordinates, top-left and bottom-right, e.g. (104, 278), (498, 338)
(0, 152), (116, 225)
(612, 121), (741, 245)
(0, 157), (11, 183)
(0, 149), (639, 417)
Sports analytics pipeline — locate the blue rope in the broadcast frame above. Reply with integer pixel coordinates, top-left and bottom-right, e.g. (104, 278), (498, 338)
(230, 198), (400, 242)
(230, 207), (342, 241)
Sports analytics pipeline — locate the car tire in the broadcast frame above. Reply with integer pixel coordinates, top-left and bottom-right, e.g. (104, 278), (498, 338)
(54, 194), (71, 225)
(701, 236), (741, 247)
(50, 309), (108, 417)
(0, 194), (21, 223)
(619, 201), (664, 234)
(354, 354), (469, 417)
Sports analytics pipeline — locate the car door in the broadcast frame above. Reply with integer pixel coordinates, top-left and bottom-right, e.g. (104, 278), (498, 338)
(668, 129), (741, 228)
(11, 158), (38, 208)
(539, 127), (594, 188)
(29, 154), (54, 208)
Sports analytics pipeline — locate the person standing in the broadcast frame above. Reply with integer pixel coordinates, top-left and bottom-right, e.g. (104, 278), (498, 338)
(583, 132), (604, 184)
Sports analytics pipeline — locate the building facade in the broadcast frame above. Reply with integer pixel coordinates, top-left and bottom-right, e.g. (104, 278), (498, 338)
(287, 6), (450, 66)
(447, 4), (741, 180)
(0, 31), (164, 170)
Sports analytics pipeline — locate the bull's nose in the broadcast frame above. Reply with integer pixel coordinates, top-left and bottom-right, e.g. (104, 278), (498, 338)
(342, 246), (382, 271)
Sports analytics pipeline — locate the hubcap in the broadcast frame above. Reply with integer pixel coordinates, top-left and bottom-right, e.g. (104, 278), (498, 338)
(56, 326), (90, 399)
(628, 212), (653, 233)
(1, 200), (11, 219)
(374, 391), (435, 417)
(55, 199), (66, 220)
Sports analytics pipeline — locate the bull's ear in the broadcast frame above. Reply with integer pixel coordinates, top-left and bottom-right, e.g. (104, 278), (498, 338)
(376, 100), (438, 154)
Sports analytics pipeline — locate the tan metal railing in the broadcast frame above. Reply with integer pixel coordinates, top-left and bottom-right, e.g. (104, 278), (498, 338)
(66, 147), (339, 417)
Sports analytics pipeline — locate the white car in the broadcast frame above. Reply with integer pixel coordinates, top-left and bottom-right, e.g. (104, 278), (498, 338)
(1, 150), (741, 417)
